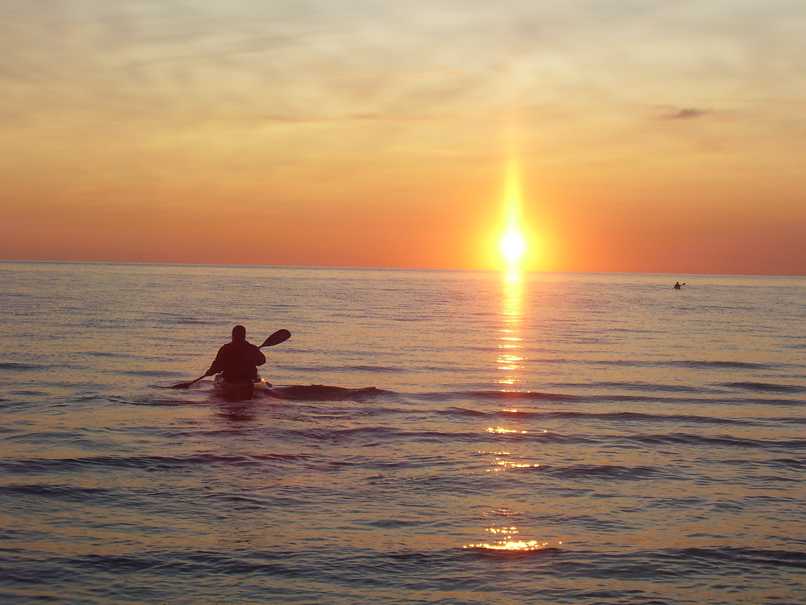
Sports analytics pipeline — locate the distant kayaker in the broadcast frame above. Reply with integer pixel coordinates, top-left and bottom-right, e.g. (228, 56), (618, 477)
(674, 281), (685, 289)
(205, 325), (266, 382)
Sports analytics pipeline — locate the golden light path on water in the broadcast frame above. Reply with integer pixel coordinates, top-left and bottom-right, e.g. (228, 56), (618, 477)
(462, 266), (562, 553)
(463, 526), (563, 553)
(495, 269), (524, 386)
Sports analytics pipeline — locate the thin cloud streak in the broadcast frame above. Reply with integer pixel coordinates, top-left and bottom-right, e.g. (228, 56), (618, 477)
(661, 107), (711, 120)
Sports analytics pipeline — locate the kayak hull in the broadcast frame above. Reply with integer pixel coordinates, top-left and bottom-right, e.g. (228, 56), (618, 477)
(213, 375), (270, 400)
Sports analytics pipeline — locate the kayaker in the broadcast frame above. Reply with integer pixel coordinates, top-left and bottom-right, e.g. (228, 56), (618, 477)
(204, 325), (266, 382)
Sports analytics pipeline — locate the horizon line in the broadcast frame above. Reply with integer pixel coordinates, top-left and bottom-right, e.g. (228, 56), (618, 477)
(1, 257), (804, 278)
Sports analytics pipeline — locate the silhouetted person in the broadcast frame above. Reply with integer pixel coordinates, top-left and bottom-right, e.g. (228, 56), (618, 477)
(674, 281), (682, 289)
(205, 325), (266, 382)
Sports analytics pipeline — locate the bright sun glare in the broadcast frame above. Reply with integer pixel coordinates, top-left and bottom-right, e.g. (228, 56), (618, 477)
(500, 227), (526, 265)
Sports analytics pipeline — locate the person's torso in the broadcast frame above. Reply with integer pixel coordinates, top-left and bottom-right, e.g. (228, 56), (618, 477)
(218, 341), (260, 381)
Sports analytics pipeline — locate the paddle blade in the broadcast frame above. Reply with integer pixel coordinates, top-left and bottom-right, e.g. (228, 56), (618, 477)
(170, 375), (206, 389)
(260, 329), (291, 348)
(170, 381), (195, 389)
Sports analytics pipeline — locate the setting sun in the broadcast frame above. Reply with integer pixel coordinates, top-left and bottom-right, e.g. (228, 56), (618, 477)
(500, 227), (527, 265)
(498, 157), (529, 270)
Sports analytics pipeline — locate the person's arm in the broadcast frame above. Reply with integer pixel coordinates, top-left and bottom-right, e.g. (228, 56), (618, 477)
(254, 345), (266, 367)
(205, 347), (226, 376)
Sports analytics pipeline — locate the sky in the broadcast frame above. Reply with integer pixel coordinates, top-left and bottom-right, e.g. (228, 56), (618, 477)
(1, 0), (805, 274)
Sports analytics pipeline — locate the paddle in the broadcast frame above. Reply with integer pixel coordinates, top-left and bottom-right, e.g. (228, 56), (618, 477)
(170, 329), (292, 389)
(259, 329), (291, 348)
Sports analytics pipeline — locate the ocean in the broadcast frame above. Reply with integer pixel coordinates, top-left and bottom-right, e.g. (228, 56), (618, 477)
(0, 262), (804, 604)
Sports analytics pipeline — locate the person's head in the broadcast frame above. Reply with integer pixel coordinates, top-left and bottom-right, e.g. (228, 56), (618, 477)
(231, 325), (247, 343)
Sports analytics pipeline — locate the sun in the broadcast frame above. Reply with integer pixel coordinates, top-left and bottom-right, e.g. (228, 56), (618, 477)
(500, 226), (526, 265)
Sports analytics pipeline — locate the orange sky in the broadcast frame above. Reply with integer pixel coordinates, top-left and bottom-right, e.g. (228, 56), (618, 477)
(1, 2), (805, 274)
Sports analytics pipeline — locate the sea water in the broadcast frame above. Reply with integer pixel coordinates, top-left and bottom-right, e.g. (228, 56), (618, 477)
(0, 262), (804, 604)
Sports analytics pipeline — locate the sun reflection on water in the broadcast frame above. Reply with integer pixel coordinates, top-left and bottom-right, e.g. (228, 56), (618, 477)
(483, 448), (542, 472)
(495, 269), (525, 387)
(488, 459), (541, 471)
(470, 267), (562, 554)
(486, 427), (528, 434)
(464, 525), (560, 552)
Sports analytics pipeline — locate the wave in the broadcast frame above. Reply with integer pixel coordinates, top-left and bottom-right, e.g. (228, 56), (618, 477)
(459, 390), (802, 407)
(268, 385), (395, 401)
(719, 457), (805, 470)
(111, 395), (203, 407)
(439, 408), (756, 425)
(629, 432), (806, 451)
(270, 426), (801, 451)
(583, 393), (804, 406)
(279, 425), (593, 446)
(526, 358), (780, 371)
(0, 362), (44, 371)
(137, 381), (805, 407)
(413, 390), (579, 402)
(567, 411), (760, 425)
(0, 483), (113, 502)
(771, 416), (806, 425)
(722, 381), (805, 394)
(542, 464), (666, 480)
(7, 389), (50, 397)
(278, 364), (406, 374)
(653, 547), (806, 571)
(471, 461), (668, 480)
(284, 426), (481, 443)
(115, 423), (789, 452)
(15, 544), (802, 590)
(34, 548), (450, 582)
(416, 389), (797, 406)
(0, 453), (309, 474)
(766, 457), (805, 469)
(169, 318), (220, 325)
(440, 406), (489, 417)
(116, 369), (183, 377)
(554, 381), (705, 393)
(668, 360), (777, 370)
(479, 546), (806, 573)
(142, 379), (805, 407)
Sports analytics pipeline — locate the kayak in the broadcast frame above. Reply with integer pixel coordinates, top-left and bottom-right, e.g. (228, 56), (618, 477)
(213, 374), (270, 400)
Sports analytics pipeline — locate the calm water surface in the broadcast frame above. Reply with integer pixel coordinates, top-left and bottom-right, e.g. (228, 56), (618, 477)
(1, 262), (804, 604)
